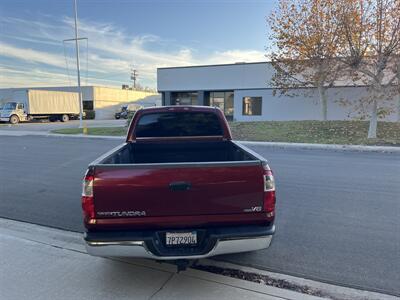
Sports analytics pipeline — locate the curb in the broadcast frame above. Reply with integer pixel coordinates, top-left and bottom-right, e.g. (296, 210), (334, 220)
(198, 259), (398, 300)
(237, 141), (400, 153)
(1, 130), (399, 153)
(0, 130), (124, 140)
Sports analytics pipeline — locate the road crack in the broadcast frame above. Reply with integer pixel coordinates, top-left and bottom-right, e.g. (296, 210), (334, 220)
(148, 273), (175, 300)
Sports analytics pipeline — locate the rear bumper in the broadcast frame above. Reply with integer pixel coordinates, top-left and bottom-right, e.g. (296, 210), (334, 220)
(84, 224), (275, 260)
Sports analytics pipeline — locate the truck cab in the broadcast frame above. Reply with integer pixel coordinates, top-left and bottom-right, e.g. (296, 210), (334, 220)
(0, 102), (27, 124)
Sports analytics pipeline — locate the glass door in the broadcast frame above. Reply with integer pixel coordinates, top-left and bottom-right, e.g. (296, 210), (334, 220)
(224, 92), (234, 117)
(210, 91), (234, 119)
(210, 92), (225, 111)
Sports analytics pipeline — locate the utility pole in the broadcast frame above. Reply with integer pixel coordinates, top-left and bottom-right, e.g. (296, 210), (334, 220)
(73, 0), (83, 129)
(63, 0), (87, 132)
(131, 68), (138, 89)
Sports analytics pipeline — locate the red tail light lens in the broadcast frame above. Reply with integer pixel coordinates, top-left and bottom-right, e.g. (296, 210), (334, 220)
(82, 195), (95, 220)
(264, 190), (276, 213)
(82, 169), (95, 224)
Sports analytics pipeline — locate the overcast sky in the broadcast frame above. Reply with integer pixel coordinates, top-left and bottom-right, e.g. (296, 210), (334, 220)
(0, 0), (276, 89)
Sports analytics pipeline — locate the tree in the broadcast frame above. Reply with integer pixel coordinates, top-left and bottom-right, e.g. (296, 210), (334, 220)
(268, 0), (345, 121)
(392, 52), (400, 121)
(338, 0), (400, 138)
(397, 65), (400, 122)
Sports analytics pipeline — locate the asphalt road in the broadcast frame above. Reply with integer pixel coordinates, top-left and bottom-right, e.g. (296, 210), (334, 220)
(0, 119), (125, 131)
(0, 135), (399, 296)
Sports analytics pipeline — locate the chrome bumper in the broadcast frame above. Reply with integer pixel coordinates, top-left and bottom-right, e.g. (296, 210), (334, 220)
(85, 235), (273, 260)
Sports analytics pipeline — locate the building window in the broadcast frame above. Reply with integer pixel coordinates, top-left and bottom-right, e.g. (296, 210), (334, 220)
(83, 101), (93, 110)
(209, 91), (234, 118)
(172, 92), (197, 105)
(242, 97), (262, 116)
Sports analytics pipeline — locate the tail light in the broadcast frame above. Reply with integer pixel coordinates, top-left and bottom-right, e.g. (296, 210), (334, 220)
(82, 168), (96, 224)
(263, 163), (276, 220)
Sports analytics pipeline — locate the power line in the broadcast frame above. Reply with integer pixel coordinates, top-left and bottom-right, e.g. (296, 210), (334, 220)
(85, 38), (89, 86)
(62, 41), (72, 86)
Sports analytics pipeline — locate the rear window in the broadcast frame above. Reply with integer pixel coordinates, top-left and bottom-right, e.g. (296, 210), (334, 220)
(135, 112), (223, 137)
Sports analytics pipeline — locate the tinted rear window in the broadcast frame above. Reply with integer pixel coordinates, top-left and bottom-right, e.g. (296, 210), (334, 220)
(135, 112), (223, 137)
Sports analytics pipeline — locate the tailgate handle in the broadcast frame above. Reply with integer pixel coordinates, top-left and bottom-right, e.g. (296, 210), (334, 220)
(169, 181), (191, 191)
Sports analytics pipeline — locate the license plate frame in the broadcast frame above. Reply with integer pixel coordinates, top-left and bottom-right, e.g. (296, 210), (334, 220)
(165, 231), (197, 247)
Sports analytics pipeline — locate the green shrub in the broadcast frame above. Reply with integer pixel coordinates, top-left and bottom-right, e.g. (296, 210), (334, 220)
(84, 110), (95, 120)
(126, 111), (135, 127)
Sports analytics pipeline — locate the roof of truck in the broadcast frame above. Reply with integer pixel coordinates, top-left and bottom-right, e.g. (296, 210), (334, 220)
(139, 105), (220, 112)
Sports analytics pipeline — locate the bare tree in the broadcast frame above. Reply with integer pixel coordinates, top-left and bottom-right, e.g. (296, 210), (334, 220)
(338, 0), (400, 138)
(268, 0), (345, 120)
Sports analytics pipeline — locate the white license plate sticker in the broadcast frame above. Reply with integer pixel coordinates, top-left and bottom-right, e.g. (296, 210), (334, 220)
(166, 231), (197, 246)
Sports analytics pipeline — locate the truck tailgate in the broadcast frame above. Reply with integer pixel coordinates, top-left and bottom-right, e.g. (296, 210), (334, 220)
(93, 163), (264, 218)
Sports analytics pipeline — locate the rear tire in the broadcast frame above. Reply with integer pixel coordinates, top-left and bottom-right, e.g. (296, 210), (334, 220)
(9, 115), (19, 124)
(60, 114), (69, 122)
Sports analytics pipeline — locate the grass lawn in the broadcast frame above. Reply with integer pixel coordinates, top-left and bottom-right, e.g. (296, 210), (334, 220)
(229, 121), (400, 146)
(52, 120), (400, 146)
(52, 127), (127, 136)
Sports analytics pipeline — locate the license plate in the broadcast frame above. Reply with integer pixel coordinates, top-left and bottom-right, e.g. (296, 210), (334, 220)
(166, 231), (197, 246)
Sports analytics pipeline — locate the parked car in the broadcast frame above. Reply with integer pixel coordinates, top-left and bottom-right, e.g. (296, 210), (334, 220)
(0, 90), (80, 124)
(82, 106), (276, 268)
(115, 103), (143, 119)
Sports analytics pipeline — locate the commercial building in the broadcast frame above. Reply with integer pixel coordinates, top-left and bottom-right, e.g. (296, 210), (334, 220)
(0, 86), (160, 119)
(157, 62), (398, 122)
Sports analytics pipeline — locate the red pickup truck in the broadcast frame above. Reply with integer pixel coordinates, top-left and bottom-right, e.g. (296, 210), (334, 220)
(82, 106), (276, 262)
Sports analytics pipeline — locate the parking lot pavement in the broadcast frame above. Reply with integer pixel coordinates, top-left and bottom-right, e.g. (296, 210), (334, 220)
(0, 218), (321, 300)
(1, 135), (399, 295)
(0, 119), (125, 131)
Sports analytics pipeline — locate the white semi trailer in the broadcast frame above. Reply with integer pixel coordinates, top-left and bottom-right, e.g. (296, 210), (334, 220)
(0, 90), (80, 124)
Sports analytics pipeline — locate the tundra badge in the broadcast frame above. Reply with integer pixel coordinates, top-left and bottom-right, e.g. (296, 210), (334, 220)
(97, 211), (146, 217)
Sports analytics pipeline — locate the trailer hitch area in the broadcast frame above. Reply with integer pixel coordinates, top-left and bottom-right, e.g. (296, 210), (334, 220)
(174, 259), (197, 273)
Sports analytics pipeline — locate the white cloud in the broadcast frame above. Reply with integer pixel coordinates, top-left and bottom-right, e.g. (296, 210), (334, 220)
(0, 16), (265, 88)
(207, 50), (266, 64)
(0, 42), (66, 68)
(0, 64), (132, 88)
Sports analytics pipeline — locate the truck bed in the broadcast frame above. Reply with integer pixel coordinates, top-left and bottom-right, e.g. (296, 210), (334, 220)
(100, 140), (258, 165)
(88, 140), (266, 228)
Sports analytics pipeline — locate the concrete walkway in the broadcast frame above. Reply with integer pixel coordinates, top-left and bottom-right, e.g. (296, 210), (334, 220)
(0, 219), (322, 300)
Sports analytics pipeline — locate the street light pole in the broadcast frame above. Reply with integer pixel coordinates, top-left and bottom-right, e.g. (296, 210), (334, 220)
(73, 0), (84, 130)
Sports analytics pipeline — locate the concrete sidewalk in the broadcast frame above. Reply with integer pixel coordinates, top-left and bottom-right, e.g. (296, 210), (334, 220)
(0, 219), (322, 300)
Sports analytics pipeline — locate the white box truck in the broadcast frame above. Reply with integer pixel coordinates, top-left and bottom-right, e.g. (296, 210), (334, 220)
(0, 90), (80, 124)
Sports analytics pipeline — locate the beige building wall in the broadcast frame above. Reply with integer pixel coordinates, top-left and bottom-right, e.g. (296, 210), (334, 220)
(93, 87), (159, 119)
